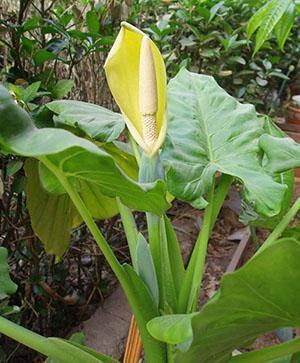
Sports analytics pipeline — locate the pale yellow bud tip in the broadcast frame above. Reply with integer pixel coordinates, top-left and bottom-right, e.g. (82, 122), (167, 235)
(139, 36), (158, 147)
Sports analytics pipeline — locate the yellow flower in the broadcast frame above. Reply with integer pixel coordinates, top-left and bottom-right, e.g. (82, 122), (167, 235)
(104, 22), (167, 156)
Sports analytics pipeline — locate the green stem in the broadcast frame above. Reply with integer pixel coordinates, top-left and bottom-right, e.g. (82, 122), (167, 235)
(257, 196), (300, 255)
(147, 213), (163, 305)
(210, 174), (233, 231)
(167, 344), (175, 363)
(229, 337), (300, 363)
(178, 180), (215, 313)
(116, 197), (138, 270)
(39, 156), (166, 363)
(250, 226), (260, 251)
(0, 316), (51, 359)
(178, 174), (232, 313)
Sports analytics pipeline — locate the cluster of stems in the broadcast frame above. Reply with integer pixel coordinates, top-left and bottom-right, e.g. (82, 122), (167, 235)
(0, 146), (300, 362)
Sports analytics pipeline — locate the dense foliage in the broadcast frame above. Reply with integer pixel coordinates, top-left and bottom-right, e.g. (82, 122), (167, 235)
(1, 0), (300, 111)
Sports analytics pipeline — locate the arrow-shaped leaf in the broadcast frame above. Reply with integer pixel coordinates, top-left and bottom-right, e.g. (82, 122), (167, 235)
(162, 69), (285, 217)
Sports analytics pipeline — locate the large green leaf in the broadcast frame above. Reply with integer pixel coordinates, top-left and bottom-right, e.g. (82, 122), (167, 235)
(259, 135), (300, 173)
(176, 238), (300, 363)
(0, 248), (17, 296)
(47, 100), (125, 142)
(0, 86), (169, 215)
(162, 69), (285, 217)
(25, 159), (118, 257)
(241, 118), (294, 229)
(25, 159), (82, 257)
(24, 140), (138, 257)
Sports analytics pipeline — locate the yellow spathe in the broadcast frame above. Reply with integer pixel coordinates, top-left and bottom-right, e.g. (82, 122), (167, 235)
(104, 22), (167, 156)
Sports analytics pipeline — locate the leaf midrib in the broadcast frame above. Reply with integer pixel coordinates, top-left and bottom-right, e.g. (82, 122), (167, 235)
(191, 75), (214, 164)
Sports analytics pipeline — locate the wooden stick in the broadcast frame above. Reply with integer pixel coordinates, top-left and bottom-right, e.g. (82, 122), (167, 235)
(226, 227), (251, 273)
(124, 316), (142, 363)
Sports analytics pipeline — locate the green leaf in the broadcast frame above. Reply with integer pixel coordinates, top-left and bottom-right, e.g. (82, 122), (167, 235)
(78, 181), (118, 220)
(246, 0), (274, 40)
(33, 50), (57, 66)
(25, 159), (82, 257)
(0, 314), (117, 363)
(47, 100), (125, 143)
(38, 159), (123, 219)
(0, 86), (169, 216)
(22, 81), (41, 103)
(86, 10), (99, 34)
(147, 314), (196, 347)
(68, 332), (85, 345)
(136, 233), (159, 306)
(229, 337), (300, 363)
(50, 80), (75, 99)
(259, 135), (300, 173)
(270, 356), (293, 363)
(292, 352), (300, 362)
(65, 341), (119, 363)
(25, 143), (138, 258)
(8, 84), (23, 100)
(274, 3), (295, 51)
(0, 303), (19, 317)
(163, 215), (185, 296)
(228, 56), (246, 65)
(101, 142), (138, 180)
(162, 69), (285, 218)
(241, 117), (294, 229)
(208, 1), (224, 22)
(46, 337), (119, 363)
(6, 160), (23, 176)
(175, 238), (300, 363)
(159, 217), (178, 312)
(45, 332), (86, 363)
(254, 0), (293, 54)
(22, 16), (40, 31)
(26, 158), (119, 257)
(282, 223), (300, 240)
(0, 248), (17, 296)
